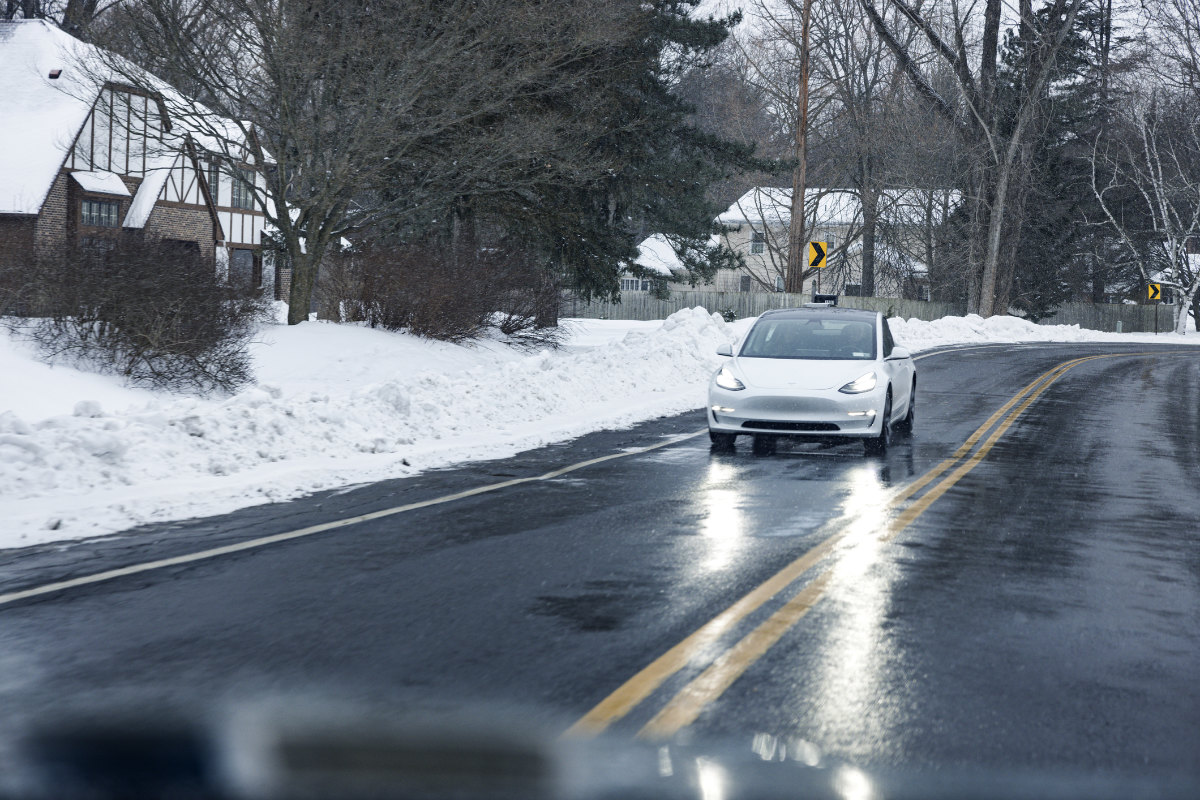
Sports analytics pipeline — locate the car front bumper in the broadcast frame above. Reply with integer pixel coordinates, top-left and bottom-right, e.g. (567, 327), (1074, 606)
(707, 383), (886, 439)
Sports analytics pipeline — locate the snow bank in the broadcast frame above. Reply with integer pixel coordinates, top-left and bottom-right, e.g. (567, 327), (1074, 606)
(0, 308), (736, 547)
(889, 313), (1199, 350)
(1, 306), (1196, 549)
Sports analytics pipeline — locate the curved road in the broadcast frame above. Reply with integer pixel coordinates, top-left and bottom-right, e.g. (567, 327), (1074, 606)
(0, 343), (1198, 781)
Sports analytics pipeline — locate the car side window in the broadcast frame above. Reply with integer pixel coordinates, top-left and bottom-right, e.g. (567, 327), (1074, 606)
(882, 319), (895, 357)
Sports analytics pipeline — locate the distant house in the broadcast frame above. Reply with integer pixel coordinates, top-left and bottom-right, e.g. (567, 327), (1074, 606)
(619, 234), (686, 291)
(715, 187), (958, 298)
(0, 20), (270, 296)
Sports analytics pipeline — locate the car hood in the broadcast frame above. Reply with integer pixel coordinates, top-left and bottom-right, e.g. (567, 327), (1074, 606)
(733, 357), (876, 390)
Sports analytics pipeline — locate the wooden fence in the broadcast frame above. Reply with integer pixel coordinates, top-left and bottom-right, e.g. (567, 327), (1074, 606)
(561, 290), (1177, 333)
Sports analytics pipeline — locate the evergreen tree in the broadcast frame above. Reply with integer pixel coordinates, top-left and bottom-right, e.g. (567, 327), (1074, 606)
(376, 0), (764, 302)
(994, 0), (1137, 318)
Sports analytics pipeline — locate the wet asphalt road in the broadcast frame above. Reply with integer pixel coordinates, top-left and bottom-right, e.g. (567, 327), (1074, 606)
(0, 342), (1198, 777)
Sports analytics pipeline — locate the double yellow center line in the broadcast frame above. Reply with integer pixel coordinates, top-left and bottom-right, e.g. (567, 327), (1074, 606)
(566, 352), (1131, 741)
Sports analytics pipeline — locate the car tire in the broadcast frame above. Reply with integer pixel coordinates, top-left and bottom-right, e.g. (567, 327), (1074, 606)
(895, 380), (915, 437)
(751, 434), (776, 456)
(709, 431), (737, 450)
(864, 391), (892, 455)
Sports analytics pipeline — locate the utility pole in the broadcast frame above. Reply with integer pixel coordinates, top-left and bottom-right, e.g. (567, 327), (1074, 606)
(785, 0), (812, 294)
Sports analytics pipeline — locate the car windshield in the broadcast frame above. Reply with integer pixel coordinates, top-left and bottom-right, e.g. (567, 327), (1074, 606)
(739, 316), (876, 360)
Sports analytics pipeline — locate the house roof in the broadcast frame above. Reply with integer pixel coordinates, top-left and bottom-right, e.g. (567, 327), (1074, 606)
(632, 234), (683, 276)
(0, 20), (101, 214)
(0, 19), (263, 219)
(716, 187), (961, 229)
(70, 170), (131, 196)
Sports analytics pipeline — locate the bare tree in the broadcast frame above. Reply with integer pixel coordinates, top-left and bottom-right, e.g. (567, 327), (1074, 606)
(1144, 0), (1200, 100)
(1091, 93), (1200, 334)
(737, 1), (844, 291)
(862, 0), (1084, 316)
(3, 0), (120, 35)
(95, 0), (623, 325)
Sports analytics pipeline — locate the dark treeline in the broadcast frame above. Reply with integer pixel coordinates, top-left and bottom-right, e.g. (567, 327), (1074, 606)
(16, 0), (764, 328)
(8, 0), (1199, 333)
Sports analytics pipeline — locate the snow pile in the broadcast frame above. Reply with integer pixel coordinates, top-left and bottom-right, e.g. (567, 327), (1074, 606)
(0, 308), (736, 547)
(2, 304), (1197, 549)
(889, 312), (1197, 349)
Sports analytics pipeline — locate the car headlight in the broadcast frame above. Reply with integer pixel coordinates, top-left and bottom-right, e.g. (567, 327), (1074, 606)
(839, 372), (877, 394)
(715, 366), (745, 391)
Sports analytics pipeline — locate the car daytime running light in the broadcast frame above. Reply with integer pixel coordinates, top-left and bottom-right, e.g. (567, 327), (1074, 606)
(715, 366), (745, 391)
(838, 372), (877, 394)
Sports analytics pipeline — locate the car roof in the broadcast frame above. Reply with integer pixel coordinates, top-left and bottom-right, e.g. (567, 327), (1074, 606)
(757, 307), (880, 322)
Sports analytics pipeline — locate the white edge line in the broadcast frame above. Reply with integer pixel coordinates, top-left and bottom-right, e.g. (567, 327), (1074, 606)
(0, 431), (706, 608)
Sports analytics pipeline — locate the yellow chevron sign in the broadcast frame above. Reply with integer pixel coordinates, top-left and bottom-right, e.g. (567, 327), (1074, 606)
(808, 241), (827, 269)
(1148, 283), (1161, 301)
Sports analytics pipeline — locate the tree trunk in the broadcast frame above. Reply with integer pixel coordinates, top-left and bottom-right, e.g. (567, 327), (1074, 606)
(287, 248), (316, 326)
(860, 186), (877, 296)
(785, 0), (812, 295)
(967, 176), (986, 314)
(996, 215), (1024, 313)
(979, 168), (1009, 318)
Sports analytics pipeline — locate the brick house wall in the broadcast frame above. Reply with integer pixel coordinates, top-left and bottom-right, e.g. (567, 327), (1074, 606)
(0, 216), (35, 312)
(144, 203), (217, 264)
(33, 173), (69, 256)
(0, 216), (34, 263)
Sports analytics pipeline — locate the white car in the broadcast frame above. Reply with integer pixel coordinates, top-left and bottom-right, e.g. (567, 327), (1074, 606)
(708, 307), (916, 455)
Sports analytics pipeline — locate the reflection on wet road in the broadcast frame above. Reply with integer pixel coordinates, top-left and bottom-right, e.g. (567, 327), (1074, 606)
(0, 343), (1198, 776)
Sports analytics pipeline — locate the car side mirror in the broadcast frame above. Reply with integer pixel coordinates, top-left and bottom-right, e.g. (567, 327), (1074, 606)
(716, 343), (733, 357)
(888, 346), (911, 360)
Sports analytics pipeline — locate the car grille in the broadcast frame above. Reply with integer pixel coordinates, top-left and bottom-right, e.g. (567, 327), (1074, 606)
(741, 420), (841, 432)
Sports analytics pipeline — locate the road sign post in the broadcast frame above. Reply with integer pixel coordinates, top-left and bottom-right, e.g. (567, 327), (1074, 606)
(808, 241), (827, 295)
(1149, 283), (1161, 335)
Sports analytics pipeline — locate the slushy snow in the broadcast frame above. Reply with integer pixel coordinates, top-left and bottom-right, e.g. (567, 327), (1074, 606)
(1, 307), (1196, 549)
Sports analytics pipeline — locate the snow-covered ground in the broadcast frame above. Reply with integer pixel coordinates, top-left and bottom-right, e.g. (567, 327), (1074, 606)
(1, 307), (1196, 549)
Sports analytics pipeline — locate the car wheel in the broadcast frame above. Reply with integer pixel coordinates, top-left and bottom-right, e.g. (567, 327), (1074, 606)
(895, 379), (915, 436)
(864, 391), (892, 455)
(709, 430), (737, 450)
(751, 434), (776, 456)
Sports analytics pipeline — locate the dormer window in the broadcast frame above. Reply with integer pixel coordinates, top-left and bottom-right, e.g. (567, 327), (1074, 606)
(81, 198), (120, 227)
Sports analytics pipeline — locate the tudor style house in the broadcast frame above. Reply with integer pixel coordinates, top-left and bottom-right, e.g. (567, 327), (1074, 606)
(0, 20), (270, 296)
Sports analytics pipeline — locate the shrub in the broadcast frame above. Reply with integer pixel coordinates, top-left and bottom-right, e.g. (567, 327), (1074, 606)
(19, 238), (266, 393)
(320, 240), (563, 347)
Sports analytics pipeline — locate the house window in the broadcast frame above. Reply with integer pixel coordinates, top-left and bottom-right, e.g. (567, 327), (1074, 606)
(775, 275), (784, 292)
(230, 248), (255, 288)
(208, 162), (220, 205)
(739, 274), (752, 292)
(641, 280), (650, 291)
(231, 167), (256, 210)
(750, 231), (765, 254)
(845, 283), (863, 297)
(81, 199), (120, 227)
(620, 278), (641, 291)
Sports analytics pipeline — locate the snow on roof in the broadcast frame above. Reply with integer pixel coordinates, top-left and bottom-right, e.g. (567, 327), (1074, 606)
(0, 21), (103, 214)
(123, 163), (172, 229)
(716, 186), (961, 228)
(633, 234), (683, 276)
(716, 187), (861, 227)
(0, 19), (264, 218)
(70, 170), (130, 196)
